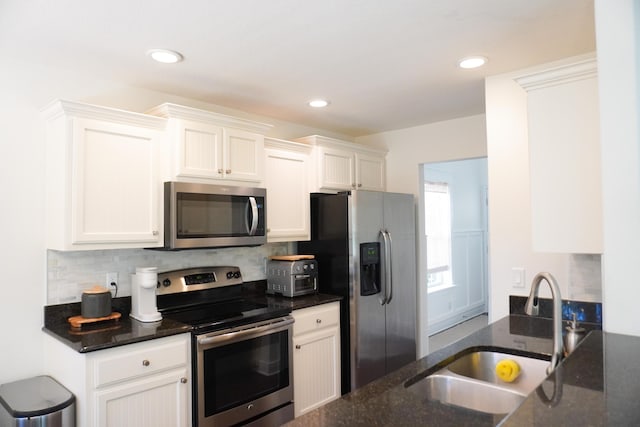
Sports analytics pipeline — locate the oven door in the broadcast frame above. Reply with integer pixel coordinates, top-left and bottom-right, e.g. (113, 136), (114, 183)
(195, 316), (294, 427)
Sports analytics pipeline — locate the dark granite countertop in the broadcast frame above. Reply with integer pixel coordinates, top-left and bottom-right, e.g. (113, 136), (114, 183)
(42, 291), (341, 353)
(285, 314), (640, 426)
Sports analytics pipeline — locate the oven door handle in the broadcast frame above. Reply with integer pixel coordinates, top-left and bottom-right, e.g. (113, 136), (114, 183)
(197, 316), (294, 348)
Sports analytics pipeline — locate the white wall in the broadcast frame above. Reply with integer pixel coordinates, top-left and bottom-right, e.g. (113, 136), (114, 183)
(0, 57), (351, 385)
(595, 0), (640, 335)
(356, 115), (487, 196)
(484, 62), (573, 321)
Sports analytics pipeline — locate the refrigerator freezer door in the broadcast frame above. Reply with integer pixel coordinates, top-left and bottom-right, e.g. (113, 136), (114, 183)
(382, 192), (417, 372)
(351, 191), (387, 389)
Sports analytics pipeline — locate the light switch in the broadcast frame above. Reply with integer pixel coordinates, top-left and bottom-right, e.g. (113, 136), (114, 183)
(512, 268), (525, 288)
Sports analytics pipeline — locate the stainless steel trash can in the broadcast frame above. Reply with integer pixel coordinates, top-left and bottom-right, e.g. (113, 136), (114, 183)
(0, 375), (75, 427)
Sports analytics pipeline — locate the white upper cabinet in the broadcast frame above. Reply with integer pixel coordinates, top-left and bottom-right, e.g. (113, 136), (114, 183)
(295, 135), (387, 192)
(43, 100), (166, 250)
(264, 138), (312, 242)
(147, 103), (272, 184)
(516, 57), (603, 253)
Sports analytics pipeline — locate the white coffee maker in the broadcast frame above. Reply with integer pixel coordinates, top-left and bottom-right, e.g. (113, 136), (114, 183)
(130, 267), (162, 322)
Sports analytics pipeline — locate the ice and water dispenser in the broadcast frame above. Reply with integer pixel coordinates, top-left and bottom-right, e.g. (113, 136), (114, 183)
(360, 242), (381, 296)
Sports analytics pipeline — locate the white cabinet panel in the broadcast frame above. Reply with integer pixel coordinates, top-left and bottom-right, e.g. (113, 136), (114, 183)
(292, 302), (341, 417)
(43, 100), (165, 250)
(95, 368), (189, 427)
(225, 128), (264, 182)
(177, 120), (224, 179)
(516, 57), (603, 253)
(295, 135), (386, 192)
(147, 103), (271, 185)
(264, 138), (311, 242)
(356, 152), (386, 191)
(44, 333), (191, 427)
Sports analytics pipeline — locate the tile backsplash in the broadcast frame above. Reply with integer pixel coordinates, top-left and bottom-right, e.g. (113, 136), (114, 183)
(47, 243), (293, 305)
(568, 254), (602, 302)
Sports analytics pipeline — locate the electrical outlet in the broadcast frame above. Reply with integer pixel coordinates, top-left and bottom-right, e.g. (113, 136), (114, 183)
(106, 272), (118, 288)
(512, 268), (525, 288)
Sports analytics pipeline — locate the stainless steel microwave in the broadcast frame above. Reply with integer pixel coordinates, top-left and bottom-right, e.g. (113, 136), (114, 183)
(164, 181), (266, 249)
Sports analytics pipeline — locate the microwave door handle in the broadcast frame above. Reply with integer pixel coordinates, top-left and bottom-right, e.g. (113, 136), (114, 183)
(245, 196), (259, 236)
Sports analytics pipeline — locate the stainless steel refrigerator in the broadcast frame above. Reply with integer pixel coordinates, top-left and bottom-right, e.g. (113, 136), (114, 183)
(298, 190), (417, 394)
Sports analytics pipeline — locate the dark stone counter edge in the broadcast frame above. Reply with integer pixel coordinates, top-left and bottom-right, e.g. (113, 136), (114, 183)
(285, 314), (609, 427)
(43, 283), (341, 353)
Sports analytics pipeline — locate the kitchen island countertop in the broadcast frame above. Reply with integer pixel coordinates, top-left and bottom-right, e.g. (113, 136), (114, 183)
(286, 314), (640, 426)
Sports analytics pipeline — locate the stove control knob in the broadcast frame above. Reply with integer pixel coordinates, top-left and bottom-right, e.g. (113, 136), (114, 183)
(226, 271), (233, 279)
(233, 271), (241, 278)
(162, 279), (171, 287)
(157, 281), (161, 288)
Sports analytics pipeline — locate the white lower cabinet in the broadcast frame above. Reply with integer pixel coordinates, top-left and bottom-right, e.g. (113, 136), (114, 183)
(43, 333), (191, 427)
(291, 302), (341, 417)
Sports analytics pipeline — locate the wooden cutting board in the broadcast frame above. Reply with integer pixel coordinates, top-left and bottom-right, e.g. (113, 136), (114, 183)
(269, 255), (315, 261)
(68, 312), (121, 329)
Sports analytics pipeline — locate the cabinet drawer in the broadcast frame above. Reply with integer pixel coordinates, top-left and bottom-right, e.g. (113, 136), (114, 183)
(293, 302), (339, 337)
(93, 335), (189, 388)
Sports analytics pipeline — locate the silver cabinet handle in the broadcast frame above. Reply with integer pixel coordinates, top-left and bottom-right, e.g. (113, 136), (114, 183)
(180, 377), (188, 384)
(152, 230), (159, 236)
(358, 183), (362, 188)
(142, 360), (150, 367)
(316, 319), (322, 324)
(218, 168), (223, 174)
(226, 169), (232, 174)
(296, 344), (301, 350)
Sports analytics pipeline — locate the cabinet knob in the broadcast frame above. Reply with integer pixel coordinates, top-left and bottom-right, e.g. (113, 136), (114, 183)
(218, 169), (224, 174)
(357, 183), (362, 188)
(226, 169), (232, 174)
(316, 318), (322, 324)
(295, 344), (301, 350)
(352, 183), (356, 188)
(142, 360), (150, 367)
(180, 377), (188, 384)
(152, 230), (159, 236)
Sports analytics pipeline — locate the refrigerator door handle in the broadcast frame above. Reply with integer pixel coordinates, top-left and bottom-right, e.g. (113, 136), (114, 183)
(381, 229), (393, 305)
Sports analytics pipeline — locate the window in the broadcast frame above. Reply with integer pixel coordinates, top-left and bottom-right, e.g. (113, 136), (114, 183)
(425, 181), (453, 289)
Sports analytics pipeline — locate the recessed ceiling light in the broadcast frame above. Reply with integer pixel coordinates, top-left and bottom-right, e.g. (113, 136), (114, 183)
(308, 99), (330, 108)
(147, 49), (183, 64)
(458, 56), (488, 69)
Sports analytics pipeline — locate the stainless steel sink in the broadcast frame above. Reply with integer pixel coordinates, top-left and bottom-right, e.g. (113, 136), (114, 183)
(412, 374), (528, 414)
(446, 351), (550, 396)
(407, 351), (550, 415)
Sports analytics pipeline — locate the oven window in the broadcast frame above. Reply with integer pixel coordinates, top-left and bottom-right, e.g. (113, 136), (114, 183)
(203, 329), (290, 416)
(176, 192), (265, 238)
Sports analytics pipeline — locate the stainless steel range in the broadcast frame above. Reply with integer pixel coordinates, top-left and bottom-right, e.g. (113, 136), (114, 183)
(157, 266), (294, 427)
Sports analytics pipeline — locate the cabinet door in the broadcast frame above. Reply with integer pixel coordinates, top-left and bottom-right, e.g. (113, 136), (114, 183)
(224, 128), (264, 182)
(175, 119), (224, 179)
(293, 327), (340, 417)
(317, 146), (355, 191)
(356, 152), (386, 191)
(520, 60), (602, 253)
(265, 147), (310, 242)
(95, 368), (190, 427)
(71, 117), (162, 246)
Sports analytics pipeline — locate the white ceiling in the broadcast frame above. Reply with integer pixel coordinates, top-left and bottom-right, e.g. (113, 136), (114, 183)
(0, 0), (595, 137)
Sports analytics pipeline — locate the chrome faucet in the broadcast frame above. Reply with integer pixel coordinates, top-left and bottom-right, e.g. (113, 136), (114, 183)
(524, 272), (563, 374)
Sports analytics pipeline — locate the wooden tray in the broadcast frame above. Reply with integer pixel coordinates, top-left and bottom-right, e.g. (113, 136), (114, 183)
(269, 255), (315, 261)
(68, 312), (121, 329)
